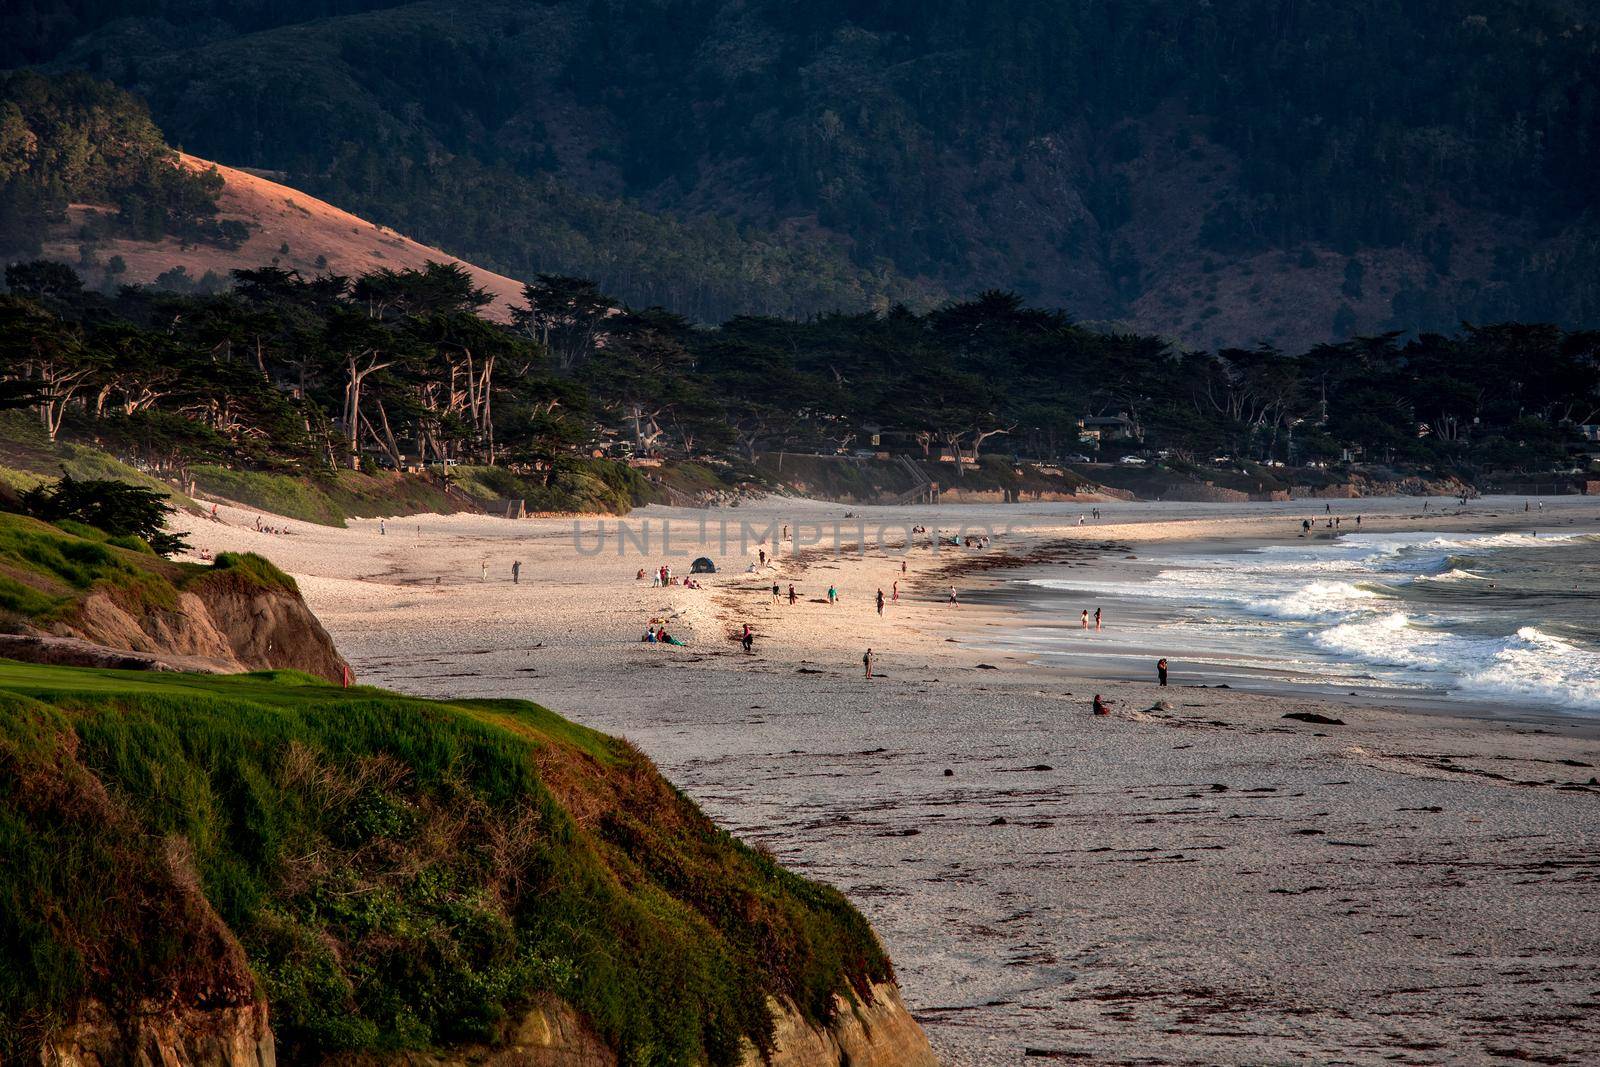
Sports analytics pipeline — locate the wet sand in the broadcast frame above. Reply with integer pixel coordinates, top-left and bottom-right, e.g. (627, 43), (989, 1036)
(178, 495), (1600, 1065)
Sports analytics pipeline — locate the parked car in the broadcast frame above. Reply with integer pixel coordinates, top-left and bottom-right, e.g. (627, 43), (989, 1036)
(1064, 453), (1093, 463)
(1118, 455), (1148, 465)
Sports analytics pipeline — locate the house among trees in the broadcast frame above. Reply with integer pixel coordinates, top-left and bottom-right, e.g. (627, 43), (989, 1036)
(1080, 415), (1142, 443)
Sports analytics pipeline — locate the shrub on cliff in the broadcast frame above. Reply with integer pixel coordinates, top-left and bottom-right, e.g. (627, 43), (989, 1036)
(19, 474), (187, 556)
(209, 551), (297, 592)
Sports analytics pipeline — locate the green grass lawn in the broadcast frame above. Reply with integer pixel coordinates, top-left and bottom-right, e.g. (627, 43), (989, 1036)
(0, 663), (889, 1064)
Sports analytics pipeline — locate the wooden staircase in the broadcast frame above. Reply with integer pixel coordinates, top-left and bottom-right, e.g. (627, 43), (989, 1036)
(884, 456), (938, 505)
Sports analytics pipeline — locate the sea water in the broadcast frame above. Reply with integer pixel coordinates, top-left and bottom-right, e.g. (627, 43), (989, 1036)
(1013, 530), (1600, 712)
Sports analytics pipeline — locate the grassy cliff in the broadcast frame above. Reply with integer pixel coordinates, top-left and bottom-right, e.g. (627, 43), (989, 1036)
(0, 509), (269, 632)
(0, 663), (891, 1064)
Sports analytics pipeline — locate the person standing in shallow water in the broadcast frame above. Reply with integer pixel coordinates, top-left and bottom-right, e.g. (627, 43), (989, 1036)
(1081, 608), (1089, 629)
(1157, 658), (1168, 687)
(1094, 607), (1102, 631)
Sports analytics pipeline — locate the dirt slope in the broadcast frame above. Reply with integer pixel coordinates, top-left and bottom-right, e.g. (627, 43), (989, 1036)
(46, 154), (527, 321)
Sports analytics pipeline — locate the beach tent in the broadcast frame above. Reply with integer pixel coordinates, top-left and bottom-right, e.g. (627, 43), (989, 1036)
(690, 557), (717, 573)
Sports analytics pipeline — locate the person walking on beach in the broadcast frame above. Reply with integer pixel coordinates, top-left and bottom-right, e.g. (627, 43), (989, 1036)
(512, 560), (521, 584)
(741, 624), (754, 654)
(480, 559), (487, 581)
(901, 559), (908, 574)
(948, 585), (959, 606)
(876, 588), (885, 615)
(892, 580), (899, 602)
(788, 584), (797, 605)
(863, 647), (875, 679)
(759, 548), (767, 566)
(1081, 608), (1089, 629)
(1301, 518), (1311, 535)
(1094, 607), (1102, 631)
(380, 519), (386, 535)
(771, 581), (780, 602)
(1157, 658), (1168, 686)
(827, 584), (837, 605)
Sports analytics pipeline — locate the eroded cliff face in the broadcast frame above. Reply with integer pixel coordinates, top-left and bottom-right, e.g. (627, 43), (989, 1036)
(289, 984), (937, 1067)
(755, 982), (939, 1067)
(44, 571), (349, 684)
(40, 1001), (274, 1067)
(40, 986), (937, 1067)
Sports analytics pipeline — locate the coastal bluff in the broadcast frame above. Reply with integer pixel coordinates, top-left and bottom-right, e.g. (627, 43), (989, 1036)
(0, 510), (349, 683)
(0, 661), (938, 1067)
(24, 562), (348, 683)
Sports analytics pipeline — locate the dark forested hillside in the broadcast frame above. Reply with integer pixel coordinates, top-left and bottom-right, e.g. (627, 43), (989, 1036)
(0, 70), (237, 254)
(14, 0), (1600, 344)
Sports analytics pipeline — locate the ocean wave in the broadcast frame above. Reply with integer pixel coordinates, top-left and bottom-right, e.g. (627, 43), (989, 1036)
(1026, 528), (1600, 711)
(1312, 617), (1600, 710)
(1261, 580), (1382, 619)
(1413, 568), (1487, 583)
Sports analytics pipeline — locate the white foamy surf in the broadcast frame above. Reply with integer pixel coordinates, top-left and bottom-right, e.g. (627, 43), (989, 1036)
(1026, 530), (1600, 712)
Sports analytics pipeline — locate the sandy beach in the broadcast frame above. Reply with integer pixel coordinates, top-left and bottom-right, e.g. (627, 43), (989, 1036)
(178, 496), (1600, 1065)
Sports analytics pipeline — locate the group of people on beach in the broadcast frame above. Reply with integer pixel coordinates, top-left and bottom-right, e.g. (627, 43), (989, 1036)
(642, 624), (685, 646)
(635, 563), (704, 589)
(248, 512), (294, 536)
(1301, 513), (1361, 535)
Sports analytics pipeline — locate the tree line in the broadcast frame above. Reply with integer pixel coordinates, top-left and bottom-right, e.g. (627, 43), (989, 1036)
(4, 261), (1598, 488)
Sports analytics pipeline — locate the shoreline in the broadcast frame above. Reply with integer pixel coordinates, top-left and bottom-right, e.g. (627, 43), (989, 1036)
(175, 494), (1600, 1065)
(956, 564), (1600, 733)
